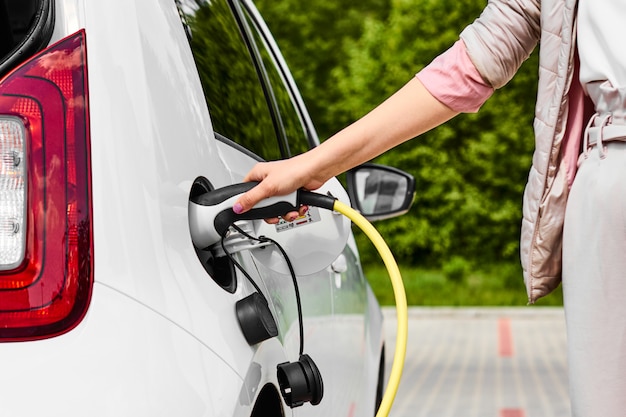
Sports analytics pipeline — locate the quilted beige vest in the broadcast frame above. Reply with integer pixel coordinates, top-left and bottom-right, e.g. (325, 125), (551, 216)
(459, 0), (580, 303)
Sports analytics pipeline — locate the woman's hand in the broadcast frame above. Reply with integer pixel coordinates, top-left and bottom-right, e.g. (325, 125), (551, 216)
(233, 155), (326, 223)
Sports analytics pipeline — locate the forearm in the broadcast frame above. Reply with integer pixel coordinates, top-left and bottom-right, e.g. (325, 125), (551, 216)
(235, 46), (481, 213)
(306, 76), (458, 183)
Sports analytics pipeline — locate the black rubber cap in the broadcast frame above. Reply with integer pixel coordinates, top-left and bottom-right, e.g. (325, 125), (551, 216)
(235, 293), (278, 345)
(277, 354), (324, 407)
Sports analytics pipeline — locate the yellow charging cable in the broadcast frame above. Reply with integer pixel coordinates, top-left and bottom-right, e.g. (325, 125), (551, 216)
(332, 200), (408, 417)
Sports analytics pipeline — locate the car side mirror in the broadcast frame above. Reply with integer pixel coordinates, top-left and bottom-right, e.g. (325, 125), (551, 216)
(346, 163), (415, 222)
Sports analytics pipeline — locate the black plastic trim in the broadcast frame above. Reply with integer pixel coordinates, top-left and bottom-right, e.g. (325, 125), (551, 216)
(214, 132), (264, 162)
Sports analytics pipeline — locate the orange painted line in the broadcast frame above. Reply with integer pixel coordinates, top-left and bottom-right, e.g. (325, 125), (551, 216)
(500, 409), (525, 417)
(347, 402), (356, 417)
(498, 318), (514, 357)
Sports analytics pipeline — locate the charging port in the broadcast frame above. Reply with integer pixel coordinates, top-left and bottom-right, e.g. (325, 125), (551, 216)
(190, 177), (237, 293)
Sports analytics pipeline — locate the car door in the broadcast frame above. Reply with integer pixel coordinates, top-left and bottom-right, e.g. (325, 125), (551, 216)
(236, 4), (380, 416)
(179, 0), (379, 415)
(238, 4), (378, 416)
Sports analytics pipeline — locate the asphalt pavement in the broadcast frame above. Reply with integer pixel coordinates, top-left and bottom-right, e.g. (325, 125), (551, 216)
(382, 307), (570, 417)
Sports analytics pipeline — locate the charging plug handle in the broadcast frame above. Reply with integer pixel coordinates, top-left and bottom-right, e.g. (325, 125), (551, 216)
(190, 182), (337, 242)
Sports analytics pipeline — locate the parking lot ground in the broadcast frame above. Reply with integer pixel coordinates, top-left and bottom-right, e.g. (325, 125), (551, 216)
(382, 307), (570, 417)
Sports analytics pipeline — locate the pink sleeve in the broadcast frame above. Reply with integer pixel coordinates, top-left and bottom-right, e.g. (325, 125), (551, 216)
(416, 40), (494, 113)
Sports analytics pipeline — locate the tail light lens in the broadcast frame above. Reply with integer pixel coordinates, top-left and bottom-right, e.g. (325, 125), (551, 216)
(0, 118), (26, 269)
(0, 30), (93, 341)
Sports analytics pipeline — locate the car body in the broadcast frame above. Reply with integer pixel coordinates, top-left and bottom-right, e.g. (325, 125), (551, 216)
(0, 0), (414, 416)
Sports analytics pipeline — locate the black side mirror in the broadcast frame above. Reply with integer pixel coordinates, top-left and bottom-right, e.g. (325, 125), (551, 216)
(346, 163), (415, 222)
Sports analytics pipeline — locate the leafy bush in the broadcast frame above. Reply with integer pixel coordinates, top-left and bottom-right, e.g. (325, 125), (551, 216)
(442, 256), (471, 283)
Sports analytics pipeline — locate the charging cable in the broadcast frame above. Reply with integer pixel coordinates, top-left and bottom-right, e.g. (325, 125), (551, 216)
(224, 223), (307, 357)
(332, 199), (407, 417)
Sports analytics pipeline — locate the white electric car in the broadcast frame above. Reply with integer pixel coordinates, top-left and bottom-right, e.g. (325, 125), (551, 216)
(0, 0), (415, 416)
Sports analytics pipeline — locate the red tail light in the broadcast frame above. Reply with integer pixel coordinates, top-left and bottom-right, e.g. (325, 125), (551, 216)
(0, 30), (93, 341)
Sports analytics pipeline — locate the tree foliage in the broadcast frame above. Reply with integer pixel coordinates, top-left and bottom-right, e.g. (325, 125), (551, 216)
(255, 0), (539, 268)
(254, 0), (392, 138)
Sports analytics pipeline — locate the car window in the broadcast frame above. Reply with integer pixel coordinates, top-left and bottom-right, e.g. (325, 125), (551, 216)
(0, 0), (37, 60)
(0, 0), (53, 77)
(240, 7), (311, 157)
(178, 0), (283, 161)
